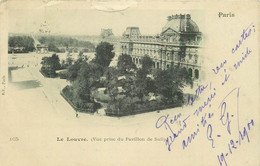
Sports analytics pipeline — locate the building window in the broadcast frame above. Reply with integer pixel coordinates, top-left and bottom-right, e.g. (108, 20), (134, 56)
(194, 54), (198, 64)
(195, 69), (199, 79)
(163, 54), (166, 60)
(189, 68), (193, 78)
(167, 53), (170, 60)
(157, 62), (160, 69)
(182, 67), (187, 77)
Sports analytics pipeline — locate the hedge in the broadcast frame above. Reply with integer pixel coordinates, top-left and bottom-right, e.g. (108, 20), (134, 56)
(61, 86), (101, 113)
(105, 98), (181, 117)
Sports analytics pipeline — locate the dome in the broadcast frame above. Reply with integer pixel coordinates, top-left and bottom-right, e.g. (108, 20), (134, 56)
(162, 14), (199, 33)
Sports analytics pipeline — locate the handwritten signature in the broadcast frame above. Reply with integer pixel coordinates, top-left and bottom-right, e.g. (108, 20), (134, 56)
(217, 88), (255, 166)
(154, 22), (256, 166)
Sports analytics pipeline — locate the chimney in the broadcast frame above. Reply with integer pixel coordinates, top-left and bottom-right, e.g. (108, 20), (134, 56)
(185, 14), (191, 32)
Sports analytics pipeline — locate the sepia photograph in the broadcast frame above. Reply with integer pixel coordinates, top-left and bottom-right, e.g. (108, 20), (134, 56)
(8, 10), (204, 117)
(0, 1), (259, 166)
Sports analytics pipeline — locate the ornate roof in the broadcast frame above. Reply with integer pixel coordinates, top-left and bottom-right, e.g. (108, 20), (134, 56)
(123, 27), (141, 38)
(162, 14), (199, 34)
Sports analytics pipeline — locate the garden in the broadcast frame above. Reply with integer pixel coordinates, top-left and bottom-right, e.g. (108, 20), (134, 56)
(41, 42), (193, 116)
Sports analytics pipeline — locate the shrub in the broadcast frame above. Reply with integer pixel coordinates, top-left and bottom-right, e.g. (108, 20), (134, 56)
(61, 85), (101, 113)
(58, 71), (68, 79)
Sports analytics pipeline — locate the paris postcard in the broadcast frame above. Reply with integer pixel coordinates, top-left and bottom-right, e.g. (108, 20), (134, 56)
(0, 0), (259, 166)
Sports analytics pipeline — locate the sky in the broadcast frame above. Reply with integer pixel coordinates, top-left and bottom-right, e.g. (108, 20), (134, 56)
(8, 7), (204, 36)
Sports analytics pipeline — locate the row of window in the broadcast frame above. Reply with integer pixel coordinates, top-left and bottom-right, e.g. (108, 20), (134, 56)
(133, 49), (157, 55)
(189, 68), (199, 79)
(123, 43), (198, 52)
(133, 44), (160, 48)
(131, 57), (200, 79)
(123, 47), (198, 58)
(132, 57), (142, 64)
(131, 53), (198, 64)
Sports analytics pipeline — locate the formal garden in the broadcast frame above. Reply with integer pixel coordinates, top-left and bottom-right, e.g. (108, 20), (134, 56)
(40, 41), (193, 116)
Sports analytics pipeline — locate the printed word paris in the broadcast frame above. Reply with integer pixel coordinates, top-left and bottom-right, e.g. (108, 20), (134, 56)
(218, 12), (235, 18)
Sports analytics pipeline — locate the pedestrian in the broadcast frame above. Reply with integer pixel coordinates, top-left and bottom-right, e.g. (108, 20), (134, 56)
(76, 112), (79, 118)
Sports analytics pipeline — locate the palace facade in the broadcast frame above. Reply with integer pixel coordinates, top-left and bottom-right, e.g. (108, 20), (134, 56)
(120, 14), (202, 79)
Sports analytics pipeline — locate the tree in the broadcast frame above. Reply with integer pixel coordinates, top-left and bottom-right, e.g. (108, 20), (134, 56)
(93, 42), (115, 68)
(154, 66), (193, 105)
(181, 67), (193, 87)
(8, 36), (35, 53)
(120, 74), (136, 99)
(48, 42), (59, 52)
(72, 62), (101, 109)
(104, 67), (120, 102)
(154, 69), (174, 103)
(134, 68), (155, 104)
(87, 62), (104, 89)
(141, 55), (154, 73)
(117, 54), (136, 75)
(24, 36), (35, 52)
(66, 58), (85, 82)
(36, 36), (95, 52)
(78, 51), (84, 59)
(129, 55), (155, 104)
(168, 67), (182, 104)
(50, 54), (61, 70)
(40, 54), (61, 77)
(66, 57), (73, 66)
(170, 66), (193, 104)
(72, 62), (93, 108)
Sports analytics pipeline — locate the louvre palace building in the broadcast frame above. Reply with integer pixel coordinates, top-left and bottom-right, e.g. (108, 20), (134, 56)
(120, 14), (202, 80)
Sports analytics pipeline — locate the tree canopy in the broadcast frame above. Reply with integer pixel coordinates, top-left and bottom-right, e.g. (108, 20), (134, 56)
(37, 35), (95, 52)
(40, 54), (61, 77)
(154, 66), (192, 104)
(92, 42), (115, 68)
(72, 62), (95, 107)
(8, 36), (35, 53)
(61, 43), (194, 116)
(117, 54), (136, 75)
(104, 67), (120, 102)
(141, 55), (154, 73)
(66, 58), (85, 82)
(48, 42), (60, 52)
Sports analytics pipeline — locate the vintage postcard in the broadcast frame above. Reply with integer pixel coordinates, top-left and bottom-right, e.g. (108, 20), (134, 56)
(0, 0), (259, 166)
